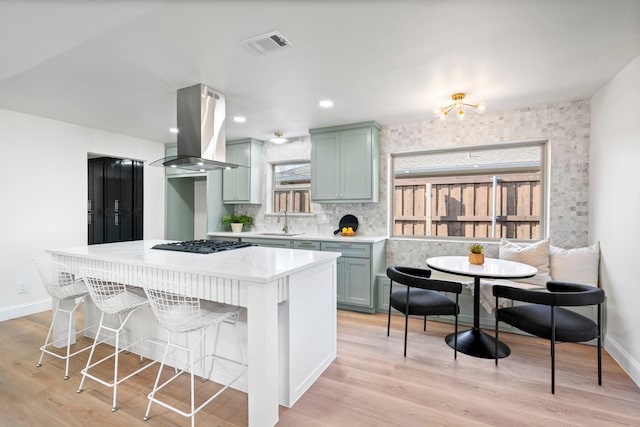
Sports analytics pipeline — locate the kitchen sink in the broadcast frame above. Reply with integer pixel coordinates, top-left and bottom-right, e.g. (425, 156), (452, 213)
(257, 232), (304, 236)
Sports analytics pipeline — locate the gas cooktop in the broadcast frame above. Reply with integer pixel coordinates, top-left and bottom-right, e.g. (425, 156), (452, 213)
(152, 239), (253, 254)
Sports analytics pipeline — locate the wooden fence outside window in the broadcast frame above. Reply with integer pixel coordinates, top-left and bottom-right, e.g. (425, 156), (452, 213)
(394, 173), (541, 239)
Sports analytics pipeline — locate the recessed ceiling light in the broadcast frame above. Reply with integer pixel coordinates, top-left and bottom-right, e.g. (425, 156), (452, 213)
(233, 116), (247, 123)
(169, 127), (179, 134)
(319, 100), (334, 108)
(170, 164), (177, 168)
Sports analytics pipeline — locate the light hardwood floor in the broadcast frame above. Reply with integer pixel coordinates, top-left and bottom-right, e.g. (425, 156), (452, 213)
(1, 310), (639, 426)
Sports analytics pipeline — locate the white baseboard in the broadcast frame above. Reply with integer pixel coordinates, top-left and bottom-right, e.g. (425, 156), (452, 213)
(0, 299), (51, 322)
(605, 337), (640, 389)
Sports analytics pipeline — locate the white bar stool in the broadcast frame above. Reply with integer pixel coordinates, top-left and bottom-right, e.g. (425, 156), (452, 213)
(33, 258), (95, 380)
(141, 278), (246, 427)
(77, 267), (157, 412)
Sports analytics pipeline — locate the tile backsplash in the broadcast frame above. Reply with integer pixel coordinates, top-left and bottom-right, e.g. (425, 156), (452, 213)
(236, 99), (591, 267)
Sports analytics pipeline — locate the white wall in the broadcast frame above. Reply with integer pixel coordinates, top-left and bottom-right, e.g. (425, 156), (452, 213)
(0, 109), (165, 321)
(590, 54), (640, 387)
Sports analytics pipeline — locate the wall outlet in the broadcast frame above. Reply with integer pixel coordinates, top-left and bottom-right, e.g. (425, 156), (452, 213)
(358, 215), (364, 224)
(17, 283), (28, 294)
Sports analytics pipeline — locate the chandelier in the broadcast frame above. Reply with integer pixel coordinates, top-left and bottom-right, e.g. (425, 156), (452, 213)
(270, 132), (288, 144)
(434, 93), (487, 120)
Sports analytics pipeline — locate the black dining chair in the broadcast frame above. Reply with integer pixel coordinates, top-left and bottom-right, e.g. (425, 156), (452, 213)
(386, 266), (463, 358)
(493, 281), (605, 394)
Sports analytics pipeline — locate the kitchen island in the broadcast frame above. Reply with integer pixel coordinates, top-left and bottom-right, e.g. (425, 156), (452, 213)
(48, 240), (340, 427)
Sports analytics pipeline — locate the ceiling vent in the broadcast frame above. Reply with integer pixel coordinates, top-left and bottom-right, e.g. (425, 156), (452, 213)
(241, 31), (292, 54)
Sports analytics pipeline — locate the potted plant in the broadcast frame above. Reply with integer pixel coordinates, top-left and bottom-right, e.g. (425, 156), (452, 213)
(468, 243), (485, 265)
(222, 214), (253, 233)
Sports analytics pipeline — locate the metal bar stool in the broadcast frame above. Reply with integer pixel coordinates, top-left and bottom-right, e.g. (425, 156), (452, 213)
(141, 278), (246, 427)
(33, 258), (95, 380)
(77, 267), (157, 412)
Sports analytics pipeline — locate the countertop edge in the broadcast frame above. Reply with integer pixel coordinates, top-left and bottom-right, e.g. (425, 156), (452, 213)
(207, 231), (388, 244)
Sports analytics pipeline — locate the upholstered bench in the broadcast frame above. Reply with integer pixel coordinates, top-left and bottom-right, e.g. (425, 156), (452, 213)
(473, 239), (602, 342)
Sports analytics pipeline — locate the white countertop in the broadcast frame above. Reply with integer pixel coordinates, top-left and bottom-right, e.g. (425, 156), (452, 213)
(207, 231), (387, 244)
(48, 240), (340, 284)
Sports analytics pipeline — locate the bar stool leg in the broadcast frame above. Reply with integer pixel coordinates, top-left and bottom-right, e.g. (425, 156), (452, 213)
(78, 312), (106, 393)
(36, 300), (59, 369)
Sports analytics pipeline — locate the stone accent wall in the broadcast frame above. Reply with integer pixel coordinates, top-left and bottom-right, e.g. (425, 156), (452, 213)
(237, 99), (591, 267)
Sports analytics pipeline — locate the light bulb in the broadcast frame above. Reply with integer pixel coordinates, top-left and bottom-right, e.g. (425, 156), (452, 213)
(476, 103), (487, 113)
(433, 107), (443, 117)
(457, 109), (465, 120)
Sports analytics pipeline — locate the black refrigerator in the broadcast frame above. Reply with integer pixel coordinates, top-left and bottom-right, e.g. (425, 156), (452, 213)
(88, 157), (143, 244)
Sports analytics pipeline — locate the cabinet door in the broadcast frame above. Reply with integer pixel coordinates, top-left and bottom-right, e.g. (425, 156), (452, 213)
(340, 128), (372, 200)
(342, 257), (371, 306)
(336, 257), (345, 303)
(132, 161), (144, 240)
(311, 132), (340, 200)
(223, 143), (251, 202)
(88, 159), (105, 245)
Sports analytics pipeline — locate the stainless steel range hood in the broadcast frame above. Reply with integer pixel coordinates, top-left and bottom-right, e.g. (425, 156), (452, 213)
(151, 84), (238, 171)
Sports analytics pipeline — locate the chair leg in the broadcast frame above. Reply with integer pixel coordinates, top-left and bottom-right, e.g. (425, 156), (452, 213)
(597, 336), (602, 386)
(387, 281), (393, 337)
(597, 303), (602, 386)
(387, 301), (392, 337)
(423, 316), (427, 332)
(403, 311), (408, 357)
(495, 307), (499, 366)
(551, 339), (555, 394)
(454, 313), (458, 360)
(551, 308), (556, 394)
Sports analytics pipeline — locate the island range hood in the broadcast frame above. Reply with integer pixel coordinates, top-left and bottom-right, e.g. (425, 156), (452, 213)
(151, 83), (238, 171)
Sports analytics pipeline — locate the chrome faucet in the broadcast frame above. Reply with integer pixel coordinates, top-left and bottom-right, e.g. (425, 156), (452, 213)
(277, 209), (289, 234)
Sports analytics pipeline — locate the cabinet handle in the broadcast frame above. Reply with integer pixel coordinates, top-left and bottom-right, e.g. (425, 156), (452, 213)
(115, 213), (119, 226)
(88, 212), (92, 225)
(114, 199), (119, 211)
(88, 199), (92, 210)
(339, 243), (352, 247)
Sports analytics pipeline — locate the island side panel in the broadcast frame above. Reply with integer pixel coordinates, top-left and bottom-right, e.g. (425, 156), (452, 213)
(245, 279), (280, 427)
(281, 259), (337, 407)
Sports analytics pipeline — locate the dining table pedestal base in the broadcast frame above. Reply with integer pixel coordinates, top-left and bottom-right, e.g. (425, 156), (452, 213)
(446, 328), (510, 359)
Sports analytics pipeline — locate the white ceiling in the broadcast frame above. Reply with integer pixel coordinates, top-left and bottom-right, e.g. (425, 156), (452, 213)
(1, 0), (639, 143)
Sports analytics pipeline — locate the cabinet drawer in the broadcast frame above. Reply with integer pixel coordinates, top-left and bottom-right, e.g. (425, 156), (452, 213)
(293, 240), (321, 250)
(320, 242), (371, 258)
(241, 238), (292, 249)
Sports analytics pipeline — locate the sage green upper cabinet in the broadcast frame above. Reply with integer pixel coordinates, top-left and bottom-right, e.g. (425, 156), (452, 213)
(223, 138), (263, 204)
(310, 121), (380, 203)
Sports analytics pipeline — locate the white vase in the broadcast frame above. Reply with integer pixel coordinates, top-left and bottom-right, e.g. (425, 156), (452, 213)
(230, 223), (243, 233)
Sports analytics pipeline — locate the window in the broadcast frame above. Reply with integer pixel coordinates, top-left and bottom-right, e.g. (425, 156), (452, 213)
(273, 162), (312, 213)
(392, 142), (545, 240)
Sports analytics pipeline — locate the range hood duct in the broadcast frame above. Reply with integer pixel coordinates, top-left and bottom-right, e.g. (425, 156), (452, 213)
(151, 84), (238, 171)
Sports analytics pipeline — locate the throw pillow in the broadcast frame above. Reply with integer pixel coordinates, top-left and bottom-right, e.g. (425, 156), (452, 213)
(549, 242), (600, 286)
(498, 238), (551, 286)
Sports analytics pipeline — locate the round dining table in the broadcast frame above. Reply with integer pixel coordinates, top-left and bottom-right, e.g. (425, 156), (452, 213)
(426, 256), (537, 359)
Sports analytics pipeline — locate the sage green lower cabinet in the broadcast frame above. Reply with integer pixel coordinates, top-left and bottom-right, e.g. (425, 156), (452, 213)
(234, 236), (386, 313)
(321, 240), (385, 313)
